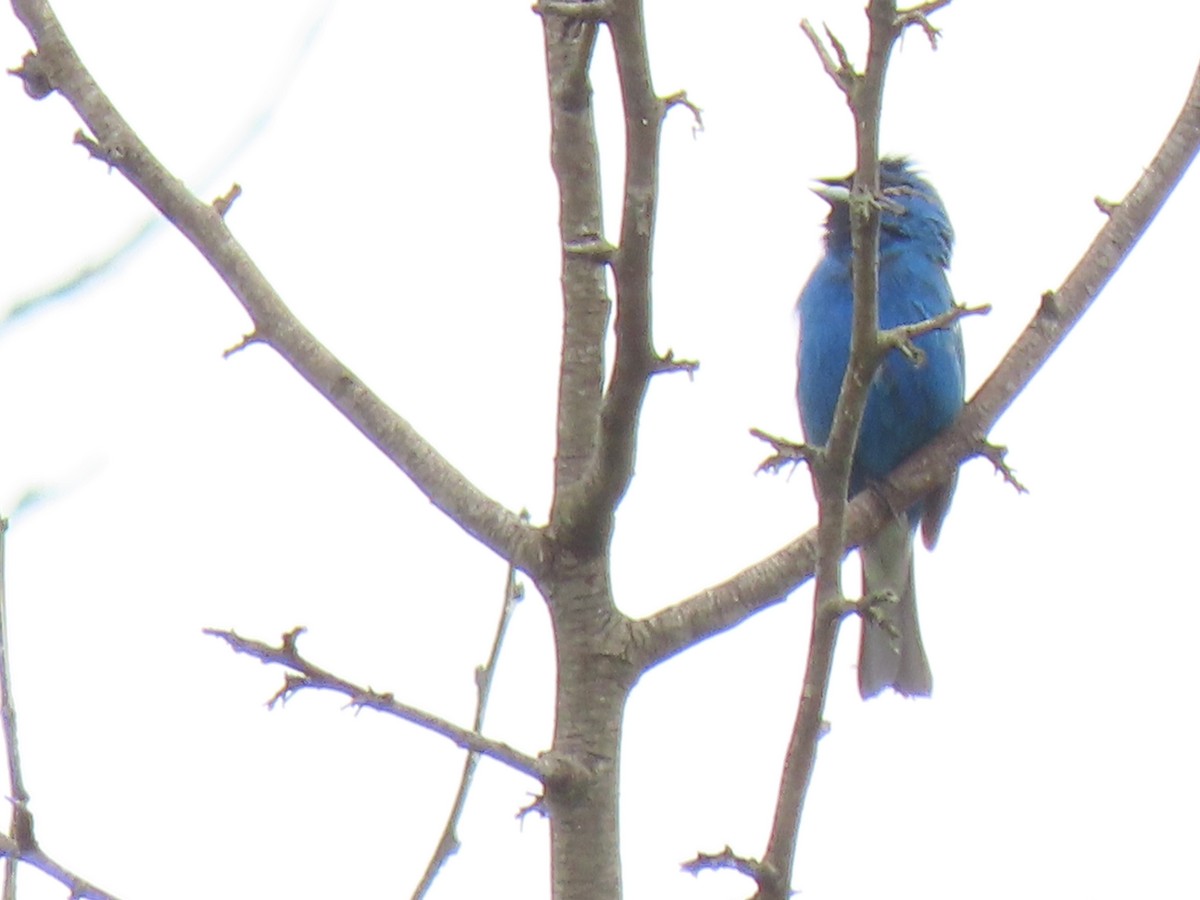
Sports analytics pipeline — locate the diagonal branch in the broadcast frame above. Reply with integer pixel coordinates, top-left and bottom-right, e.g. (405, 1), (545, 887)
(8, 0), (542, 575)
(631, 54), (1200, 674)
(961, 77), (1200, 440)
(204, 627), (544, 781)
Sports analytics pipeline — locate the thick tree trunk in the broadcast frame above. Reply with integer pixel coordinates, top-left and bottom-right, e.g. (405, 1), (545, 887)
(540, 552), (635, 900)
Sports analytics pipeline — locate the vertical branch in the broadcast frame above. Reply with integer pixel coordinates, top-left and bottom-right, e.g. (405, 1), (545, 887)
(758, 4), (943, 896)
(595, 0), (661, 506)
(411, 554), (525, 900)
(543, 0), (694, 552)
(540, 5), (613, 541)
(0, 519), (29, 900)
(0, 520), (119, 898)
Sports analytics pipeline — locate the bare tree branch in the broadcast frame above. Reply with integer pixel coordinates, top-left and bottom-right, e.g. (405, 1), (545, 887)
(412, 543), (527, 899)
(589, 0), (673, 517)
(538, 2), (613, 555)
(0, 519), (27, 900)
(8, 0), (543, 576)
(204, 627), (544, 781)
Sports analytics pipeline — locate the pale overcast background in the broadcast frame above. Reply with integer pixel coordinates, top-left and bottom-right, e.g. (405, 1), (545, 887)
(1, 2), (1198, 899)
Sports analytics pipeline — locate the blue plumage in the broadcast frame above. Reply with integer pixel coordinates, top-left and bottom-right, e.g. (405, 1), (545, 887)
(796, 158), (965, 698)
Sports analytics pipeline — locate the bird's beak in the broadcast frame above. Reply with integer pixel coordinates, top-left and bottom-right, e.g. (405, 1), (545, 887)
(810, 179), (850, 205)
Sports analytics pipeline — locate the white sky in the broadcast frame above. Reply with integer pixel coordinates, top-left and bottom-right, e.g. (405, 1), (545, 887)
(1, 2), (1198, 898)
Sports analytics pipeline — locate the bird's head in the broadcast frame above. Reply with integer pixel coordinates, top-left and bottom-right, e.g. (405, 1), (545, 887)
(813, 157), (953, 265)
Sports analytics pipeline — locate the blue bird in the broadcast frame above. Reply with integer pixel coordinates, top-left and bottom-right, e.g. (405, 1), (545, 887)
(796, 157), (965, 699)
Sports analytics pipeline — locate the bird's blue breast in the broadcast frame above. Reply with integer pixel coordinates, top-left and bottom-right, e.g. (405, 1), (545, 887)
(796, 234), (965, 497)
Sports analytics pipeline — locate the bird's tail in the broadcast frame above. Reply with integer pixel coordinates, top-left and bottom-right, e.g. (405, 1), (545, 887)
(858, 514), (932, 699)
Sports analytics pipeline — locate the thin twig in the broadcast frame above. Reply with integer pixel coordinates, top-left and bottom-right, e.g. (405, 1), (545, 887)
(750, 428), (816, 475)
(896, 0), (953, 48)
(974, 440), (1027, 494)
(204, 627), (544, 780)
(681, 845), (770, 882)
(0, 520), (123, 900)
(878, 301), (990, 364)
(0, 518), (22, 900)
(651, 349), (700, 378)
(800, 20), (855, 96)
(412, 535), (527, 899)
(661, 89), (704, 134)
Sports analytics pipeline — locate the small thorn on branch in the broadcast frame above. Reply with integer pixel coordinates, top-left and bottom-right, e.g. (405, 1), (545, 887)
(896, 13), (939, 48)
(8, 52), (53, 99)
(1094, 195), (1119, 216)
(73, 129), (124, 170)
(280, 626), (306, 654)
(267, 673), (308, 710)
(213, 183), (242, 217)
(1038, 290), (1061, 320)
(661, 90), (704, 135)
(751, 428), (817, 475)
(345, 687), (398, 717)
(975, 440), (1027, 494)
(223, 331), (263, 358)
(897, 0), (953, 48)
(516, 793), (547, 823)
(652, 349), (699, 379)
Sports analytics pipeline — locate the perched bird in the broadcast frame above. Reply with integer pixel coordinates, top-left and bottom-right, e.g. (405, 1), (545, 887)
(795, 157), (965, 699)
